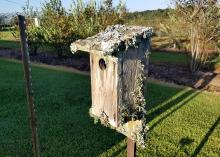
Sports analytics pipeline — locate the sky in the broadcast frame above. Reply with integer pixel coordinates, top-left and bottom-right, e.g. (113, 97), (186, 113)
(0, 0), (171, 13)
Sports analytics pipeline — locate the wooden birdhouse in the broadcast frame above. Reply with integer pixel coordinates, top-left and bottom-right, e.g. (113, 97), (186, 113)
(71, 25), (152, 146)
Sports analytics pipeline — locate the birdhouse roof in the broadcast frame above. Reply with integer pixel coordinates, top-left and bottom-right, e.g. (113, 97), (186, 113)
(70, 25), (153, 56)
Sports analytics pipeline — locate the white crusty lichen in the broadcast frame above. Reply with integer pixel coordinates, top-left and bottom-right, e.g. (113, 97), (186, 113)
(117, 59), (148, 147)
(72, 24), (152, 148)
(70, 25), (153, 55)
(100, 25), (153, 54)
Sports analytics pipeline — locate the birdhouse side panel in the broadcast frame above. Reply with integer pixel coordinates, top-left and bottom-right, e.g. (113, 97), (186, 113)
(118, 45), (148, 124)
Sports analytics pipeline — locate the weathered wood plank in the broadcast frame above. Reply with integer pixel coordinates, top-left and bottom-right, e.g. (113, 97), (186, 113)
(90, 54), (119, 127)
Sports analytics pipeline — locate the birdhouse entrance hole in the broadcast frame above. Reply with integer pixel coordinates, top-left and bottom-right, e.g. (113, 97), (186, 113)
(99, 58), (107, 70)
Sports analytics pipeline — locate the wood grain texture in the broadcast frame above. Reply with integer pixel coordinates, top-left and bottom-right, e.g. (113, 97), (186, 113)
(90, 54), (119, 127)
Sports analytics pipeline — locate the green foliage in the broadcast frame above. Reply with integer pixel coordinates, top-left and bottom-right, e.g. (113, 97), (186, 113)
(39, 0), (126, 57)
(41, 0), (73, 57)
(27, 26), (44, 55)
(69, 0), (100, 39)
(0, 59), (220, 156)
(0, 31), (19, 49)
(126, 9), (170, 32)
(0, 15), (3, 25)
(69, 0), (126, 39)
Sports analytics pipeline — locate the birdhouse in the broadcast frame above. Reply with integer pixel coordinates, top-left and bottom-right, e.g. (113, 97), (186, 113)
(71, 25), (152, 146)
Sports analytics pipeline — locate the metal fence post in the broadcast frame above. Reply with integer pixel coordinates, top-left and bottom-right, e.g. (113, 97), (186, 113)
(18, 15), (41, 157)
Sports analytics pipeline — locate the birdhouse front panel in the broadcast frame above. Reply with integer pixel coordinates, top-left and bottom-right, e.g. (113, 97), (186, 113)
(90, 53), (119, 127)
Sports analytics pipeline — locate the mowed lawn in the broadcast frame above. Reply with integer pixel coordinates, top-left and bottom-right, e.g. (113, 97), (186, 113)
(150, 51), (189, 66)
(0, 59), (220, 157)
(0, 31), (20, 49)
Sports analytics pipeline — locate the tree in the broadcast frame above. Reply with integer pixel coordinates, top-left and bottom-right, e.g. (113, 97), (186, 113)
(0, 15), (3, 25)
(116, 0), (127, 22)
(98, 0), (127, 30)
(27, 26), (44, 55)
(0, 15), (3, 32)
(170, 0), (220, 72)
(22, 0), (38, 18)
(69, 0), (127, 39)
(41, 0), (73, 58)
(0, 16), (2, 38)
(70, 0), (100, 39)
(103, 0), (113, 11)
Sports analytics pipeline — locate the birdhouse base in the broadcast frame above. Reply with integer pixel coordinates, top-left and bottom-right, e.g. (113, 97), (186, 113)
(90, 108), (148, 147)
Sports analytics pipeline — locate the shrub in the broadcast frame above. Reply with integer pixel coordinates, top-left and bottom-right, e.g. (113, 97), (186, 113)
(169, 0), (220, 73)
(41, 0), (74, 58)
(27, 26), (44, 55)
(69, 0), (127, 39)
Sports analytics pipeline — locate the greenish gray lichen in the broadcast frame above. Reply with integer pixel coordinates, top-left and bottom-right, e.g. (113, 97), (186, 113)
(118, 58), (148, 147)
(70, 25), (153, 56)
(71, 24), (153, 148)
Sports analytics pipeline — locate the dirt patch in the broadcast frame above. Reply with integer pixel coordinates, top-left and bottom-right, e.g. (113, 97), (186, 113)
(0, 49), (90, 72)
(149, 64), (220, 92)
(152, 47), (217, 54)
(0, 49), (219, 92)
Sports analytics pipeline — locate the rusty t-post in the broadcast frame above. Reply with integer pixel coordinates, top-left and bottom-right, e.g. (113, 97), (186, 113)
(127, 138), (136, 157)
(18, 15), (40, 157)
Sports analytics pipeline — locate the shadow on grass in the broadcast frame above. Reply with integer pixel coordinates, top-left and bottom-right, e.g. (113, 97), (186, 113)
(0, 60), (125, 157)
(36, 90), (125, 157)
(0, 140), (32, 156)
(147, 83), (201, 131)
(1, 59), (218, 156)
(149, 91), (201, 131)
(147, 89), (195, 123)
(174, 137), (195, 156)
(109, 144), (126, 157)
(191, 116), (220, 157)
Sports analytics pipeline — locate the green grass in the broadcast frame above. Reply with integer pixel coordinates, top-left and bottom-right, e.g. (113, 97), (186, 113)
(0, 31), (17, 41)
(150, 51), (189, 66)
(0, 40), (20, 49)
(0, 60), (220, 157)
(213, 57), (220, 69)
(0, 31), (58, 52)
(0, 31), (20, 49)
(0, 59), (220, 157)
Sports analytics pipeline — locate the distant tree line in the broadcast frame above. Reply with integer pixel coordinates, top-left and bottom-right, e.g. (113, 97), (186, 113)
(127, 9), (170, 21)
(6, 0), (220, 72)
(126, 9), (170, 33)
(127, 1), (220, 72)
